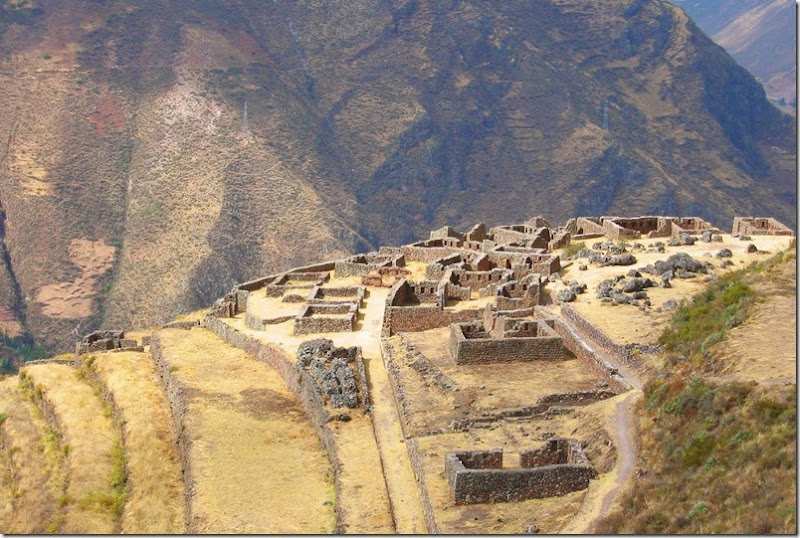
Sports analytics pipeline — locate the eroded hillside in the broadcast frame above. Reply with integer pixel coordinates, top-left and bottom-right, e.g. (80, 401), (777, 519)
(0, 0), (795, 350)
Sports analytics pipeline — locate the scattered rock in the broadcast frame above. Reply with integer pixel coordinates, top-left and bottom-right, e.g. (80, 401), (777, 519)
(578, 264), (588, 271)
(622, 278), (644, 293)
(680, 233), (696, 245)
(712, 234), (723, 242)
(716, 248), (732, 258)
(701, 230), (712, 242)
(745, 243), (757, 253)
(663, 299), (678, 311)
(556, 289), (577, 303)
(602, 253), (637, 266)
(739, 235), (752, 241)
(627, 269), (641, 278)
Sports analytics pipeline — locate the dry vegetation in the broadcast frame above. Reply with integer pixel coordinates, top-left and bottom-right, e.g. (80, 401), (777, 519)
(154, 328), (336, 534)
(0, 376), (65, 533)
(20, 363), (119, 533)
(89, 352), (186, 533)
(597, 244), (797, 534)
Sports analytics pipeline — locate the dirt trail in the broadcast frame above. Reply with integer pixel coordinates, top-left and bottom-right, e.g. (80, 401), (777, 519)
(354, 288), (429, 534)
(539, 306), (643, 534)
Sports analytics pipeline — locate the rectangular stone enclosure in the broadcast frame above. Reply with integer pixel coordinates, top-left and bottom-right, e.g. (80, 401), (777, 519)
(449, 319), (564, 364)
(445, 440), (596, 504)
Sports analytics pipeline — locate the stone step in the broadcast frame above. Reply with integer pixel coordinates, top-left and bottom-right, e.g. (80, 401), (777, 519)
(88, 352), (187, 533)
(21, 363), (119, 533)
(151, 327), (336, 533)
(0, 376), (64, 533)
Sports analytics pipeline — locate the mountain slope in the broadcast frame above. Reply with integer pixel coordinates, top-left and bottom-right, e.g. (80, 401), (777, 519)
(672, 0), (796, 107)
(0, 0), (795, 350)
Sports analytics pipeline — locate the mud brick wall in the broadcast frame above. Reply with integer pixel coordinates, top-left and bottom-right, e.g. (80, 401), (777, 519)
(445, 448), (596, 504)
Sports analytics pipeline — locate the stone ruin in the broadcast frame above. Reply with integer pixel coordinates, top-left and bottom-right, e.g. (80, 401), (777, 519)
(732, 217), (794, 236)
(75, 330), (142, 355)
(445, 439), (596, 504)
(449, 315), (564, 365)
(296, 339), (370, 411)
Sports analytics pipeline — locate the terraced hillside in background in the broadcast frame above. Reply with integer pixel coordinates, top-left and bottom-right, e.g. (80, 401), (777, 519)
(0, 0), (795, 353)
(0, 214), (793, 534)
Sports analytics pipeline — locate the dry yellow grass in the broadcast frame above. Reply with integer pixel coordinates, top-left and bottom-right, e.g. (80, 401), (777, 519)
(90, 352), (187, 533)
(227, 284), (428, 533)
(155, 328), (335, 533)
(412, 396), (622, 534)
(21, 363), (118, 533)
(0, 376), (64, 533)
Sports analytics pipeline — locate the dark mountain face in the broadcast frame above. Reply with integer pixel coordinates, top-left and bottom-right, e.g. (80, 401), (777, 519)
(0, 0), (794, 350)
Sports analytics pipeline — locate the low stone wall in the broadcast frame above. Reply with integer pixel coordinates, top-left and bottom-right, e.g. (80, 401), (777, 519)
(449, 322), (564, 364)
(293, 303), (358, 335)
(306, 285), (366, 306)
(406, 437), (441, 534)
(245, 310), (295, 331)
(445, 441), (596, 504)
(149, 333), (197, 531)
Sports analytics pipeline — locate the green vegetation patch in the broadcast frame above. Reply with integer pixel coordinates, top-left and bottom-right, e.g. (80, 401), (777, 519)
(658, 271), (754, 366)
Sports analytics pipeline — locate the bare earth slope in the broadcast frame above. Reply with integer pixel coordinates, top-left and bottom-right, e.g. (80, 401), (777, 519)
(0, 0), (795, 350)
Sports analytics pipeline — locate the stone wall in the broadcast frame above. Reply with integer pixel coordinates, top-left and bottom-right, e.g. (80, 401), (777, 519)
(445, 442), (596, 504)
(306, 285), (366, 306)
(383, 305), (481, 337)
(449, 321), (564, 364)
(293, 303), (358, 335)
(732, 217), (794, 236)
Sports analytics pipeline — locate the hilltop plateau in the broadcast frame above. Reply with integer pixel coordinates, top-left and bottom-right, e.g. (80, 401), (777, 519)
(0, 214), (793, 534)
(0, 0), (795, 352)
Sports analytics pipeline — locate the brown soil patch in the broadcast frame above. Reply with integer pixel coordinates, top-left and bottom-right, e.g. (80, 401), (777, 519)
(88, 90), (125, 136)
(34, 238), (116, 319)
(22, 363), (118, 533)
(91, 352), (187, 533)
(155, 328), (335, 534)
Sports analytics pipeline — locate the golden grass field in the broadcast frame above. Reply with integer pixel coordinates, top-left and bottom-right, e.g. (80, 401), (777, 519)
(21, 363), (118, 533)
(0, 376), (64, 533)
(154, 328), (336, 534)
(90, 352), (187, 533)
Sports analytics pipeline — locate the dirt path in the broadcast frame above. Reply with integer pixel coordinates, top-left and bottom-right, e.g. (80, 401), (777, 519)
(540, 306), (643, 534)
(355, 288), (429, 534)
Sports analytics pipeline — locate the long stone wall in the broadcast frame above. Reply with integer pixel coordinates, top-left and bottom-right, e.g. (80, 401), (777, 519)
(732, 217), (794, 236)
(382, 305), (481, 337)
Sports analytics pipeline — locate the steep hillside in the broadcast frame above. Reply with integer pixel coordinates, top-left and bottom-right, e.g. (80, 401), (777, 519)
(0, 0), (795, 350)
(672, 0), (796, 109)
